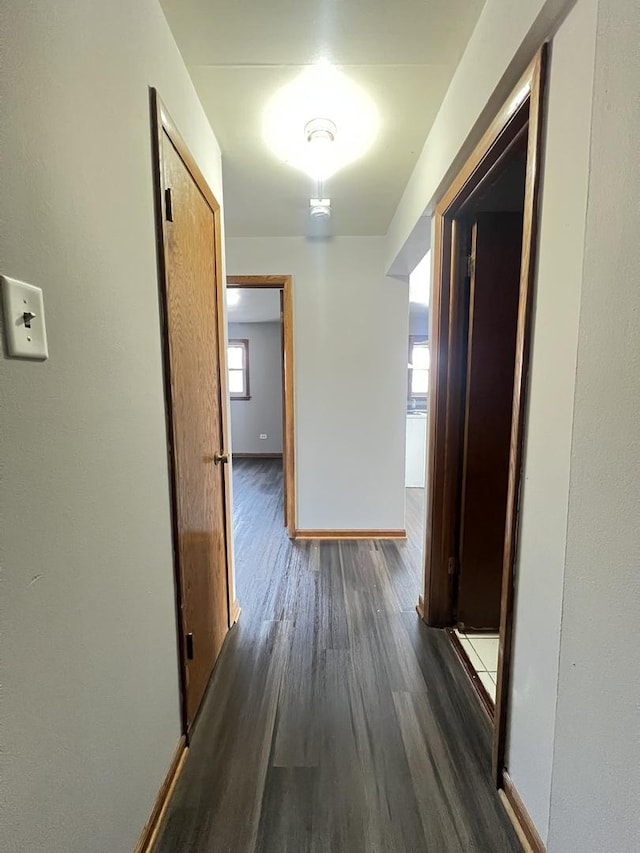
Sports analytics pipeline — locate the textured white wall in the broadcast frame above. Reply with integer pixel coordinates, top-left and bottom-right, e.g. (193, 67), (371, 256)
(506, 0), (598, 842)
(547, 2), (640, 849)
(0, 1), (225, 850)
(226, 237), (409, 531)
(228, 322), (283, 454)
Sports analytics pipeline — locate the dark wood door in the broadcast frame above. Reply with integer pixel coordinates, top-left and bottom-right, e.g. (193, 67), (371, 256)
(457, 213), (523, 629)
(161, 131), (229, 727)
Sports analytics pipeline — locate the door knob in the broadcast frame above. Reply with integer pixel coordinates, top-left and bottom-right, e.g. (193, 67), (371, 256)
(213, 450), (229, 465)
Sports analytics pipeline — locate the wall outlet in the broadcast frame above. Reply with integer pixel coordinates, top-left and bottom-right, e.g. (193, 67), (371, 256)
(259, 434), (267, 440)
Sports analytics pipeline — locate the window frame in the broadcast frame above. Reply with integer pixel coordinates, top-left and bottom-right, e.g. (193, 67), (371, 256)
(408, 335), (429, 401)
(228, 338), (250, 400)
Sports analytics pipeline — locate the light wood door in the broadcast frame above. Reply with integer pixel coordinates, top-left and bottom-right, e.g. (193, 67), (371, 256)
(457, 213), (523, 629)
(161, 131), (229, 727)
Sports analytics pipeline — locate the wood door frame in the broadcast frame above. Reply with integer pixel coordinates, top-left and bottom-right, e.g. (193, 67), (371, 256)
(150, 89), (239, 736)
(418, 46), (548, 785)
(226, 275), (296, 537)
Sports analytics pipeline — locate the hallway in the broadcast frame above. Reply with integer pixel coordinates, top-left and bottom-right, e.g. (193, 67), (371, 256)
(155, 459), (520, 851)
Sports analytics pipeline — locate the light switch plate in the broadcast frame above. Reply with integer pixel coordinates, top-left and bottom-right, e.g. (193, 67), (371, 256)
(1, 275), (49, 360)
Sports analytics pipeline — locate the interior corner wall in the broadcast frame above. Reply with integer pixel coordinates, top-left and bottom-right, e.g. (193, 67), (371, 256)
(547, 2), (640, 850)
(225, 237), (409, 531)
(0, 1), (225, 851)
(505, 0), (598, 842)
(228, 322), (283, 454)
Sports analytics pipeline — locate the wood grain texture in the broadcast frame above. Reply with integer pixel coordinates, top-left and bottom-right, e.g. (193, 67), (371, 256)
(227, 275), (296, 537)
(161, 131), (229, 728)
(213, 213), (239, 628)
(293, 529), (407, 540)
(152, 91), (237, 732)
(153, 460), (521, 852)
(135, 737), (186, 853)
(500, 771), (545, 853)
(493, 44), (548, 784)
(423, 213), (468, 626)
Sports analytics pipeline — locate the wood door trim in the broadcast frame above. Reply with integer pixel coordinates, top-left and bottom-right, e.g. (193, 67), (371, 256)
(151, 89), (237, 737)
(134, 736), (187, 853)
(226, 275), (296, 537)
(499, 770), (546, 853)
(421, 46), (548, 785)
(493, 44), (548, 784)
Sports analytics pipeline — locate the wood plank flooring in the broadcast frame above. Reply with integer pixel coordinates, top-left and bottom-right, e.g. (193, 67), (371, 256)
(405, 485), (426, 588)
(154, 458), (520, 852)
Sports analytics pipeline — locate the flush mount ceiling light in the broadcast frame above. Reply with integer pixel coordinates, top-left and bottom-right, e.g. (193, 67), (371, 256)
(263, 62), (379, 181)
(309, 197), (331, 219)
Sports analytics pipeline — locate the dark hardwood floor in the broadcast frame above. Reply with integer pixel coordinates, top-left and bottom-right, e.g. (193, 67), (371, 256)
(405, 485), (425, 588)
(155, 458), (520, 852)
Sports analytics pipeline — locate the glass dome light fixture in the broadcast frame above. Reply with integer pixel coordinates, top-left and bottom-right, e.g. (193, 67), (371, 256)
(263, 62), (379, 181)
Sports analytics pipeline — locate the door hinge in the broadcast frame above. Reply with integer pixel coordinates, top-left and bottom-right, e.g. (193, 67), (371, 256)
(185, 632), (194, 660)
(448, 556), (457, 576)
(466, 253), (475, 277)
(165, 187), (174, 222)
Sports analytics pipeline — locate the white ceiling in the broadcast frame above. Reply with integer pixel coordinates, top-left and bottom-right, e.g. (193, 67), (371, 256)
(227, 288), (281, 324)
(161, 0), (485, 237)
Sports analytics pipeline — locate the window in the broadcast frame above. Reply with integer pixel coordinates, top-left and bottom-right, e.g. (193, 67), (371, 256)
(228, 339), (250, 399)
(409, 337), (429, 398)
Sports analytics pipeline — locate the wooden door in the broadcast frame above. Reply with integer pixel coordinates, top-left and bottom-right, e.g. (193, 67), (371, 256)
(457, 213), (523, 629)
(161, 130), (229, 728)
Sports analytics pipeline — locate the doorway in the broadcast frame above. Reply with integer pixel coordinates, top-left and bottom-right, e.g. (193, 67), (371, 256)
(405, 253), (431, 593)
(151, 92), (235, 734)
(420, 48), (547, 786)
(226, 276), (296, 538)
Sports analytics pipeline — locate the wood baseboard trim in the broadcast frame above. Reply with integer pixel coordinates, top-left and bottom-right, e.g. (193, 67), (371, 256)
(499, 770), (546, 853)
(292, 529), (407, 541)
(232, 452), (283, 459)
(135, 736), (187, 853)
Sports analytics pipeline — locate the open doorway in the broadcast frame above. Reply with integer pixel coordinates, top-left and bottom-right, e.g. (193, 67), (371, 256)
(448, 144), (528, 716)
(225, 276), (296, 541)
(421, 48), (547, 791)
(404, 252), (430, 591)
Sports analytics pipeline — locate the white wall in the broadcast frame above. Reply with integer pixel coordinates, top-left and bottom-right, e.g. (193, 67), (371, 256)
(385, 0), (577, 276)
(228, 322), (283, 454)
(547, 2), (640, 849)
(225, 237), (408, 531)
(0, 1), (225, 850)
(506, 0), (598, 842)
